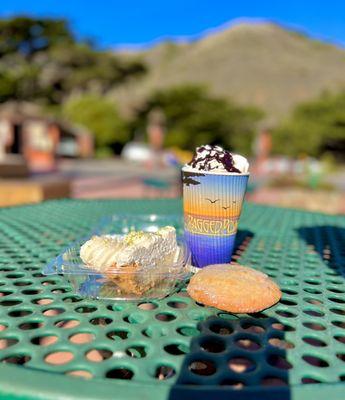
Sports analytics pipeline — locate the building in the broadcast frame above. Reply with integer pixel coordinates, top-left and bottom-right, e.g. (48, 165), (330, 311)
(0, 102), (93, 173)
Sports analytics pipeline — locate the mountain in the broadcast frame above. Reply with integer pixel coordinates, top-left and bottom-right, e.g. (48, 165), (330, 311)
(111, 22), (345, 125)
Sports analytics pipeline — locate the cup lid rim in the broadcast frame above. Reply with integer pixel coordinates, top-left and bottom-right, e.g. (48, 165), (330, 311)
(182, 166), (250, 176)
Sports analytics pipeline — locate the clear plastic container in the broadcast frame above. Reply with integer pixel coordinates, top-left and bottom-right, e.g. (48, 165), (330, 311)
(43, 214), (192, 300)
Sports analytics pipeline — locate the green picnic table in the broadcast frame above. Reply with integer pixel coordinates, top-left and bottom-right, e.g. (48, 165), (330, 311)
(0, 199), (344, 400)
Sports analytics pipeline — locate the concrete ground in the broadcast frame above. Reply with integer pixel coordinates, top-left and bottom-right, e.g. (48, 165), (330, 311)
(1, 158), (344, 214)
(56, 158), (181, 199)
(249, 187), (345, 214)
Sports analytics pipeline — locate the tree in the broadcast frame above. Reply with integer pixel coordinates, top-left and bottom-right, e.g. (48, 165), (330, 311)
(272, 91), (345, 157)
(63, 95), (128, 149)
(132, 85), (263, 154)
(0, 17), (146, 104)
(0, 17), (73, 59)
(34, 43), (146, 104)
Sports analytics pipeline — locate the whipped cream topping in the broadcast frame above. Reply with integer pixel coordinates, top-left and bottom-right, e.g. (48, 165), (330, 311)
(80, 226), (177, 272)
(184, 145), (249, 174)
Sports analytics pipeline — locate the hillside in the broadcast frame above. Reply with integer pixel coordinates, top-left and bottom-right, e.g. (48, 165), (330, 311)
(112, 22), (345, 124)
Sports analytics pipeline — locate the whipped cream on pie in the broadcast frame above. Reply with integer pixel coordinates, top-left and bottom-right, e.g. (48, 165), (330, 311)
(80, 226), (177, 272)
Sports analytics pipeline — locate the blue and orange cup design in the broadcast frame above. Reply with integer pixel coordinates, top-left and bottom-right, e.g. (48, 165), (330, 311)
(182, 168), (249, 268)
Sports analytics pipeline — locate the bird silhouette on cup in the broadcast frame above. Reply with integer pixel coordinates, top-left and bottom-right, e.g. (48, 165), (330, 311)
(205, 198), (219, 204)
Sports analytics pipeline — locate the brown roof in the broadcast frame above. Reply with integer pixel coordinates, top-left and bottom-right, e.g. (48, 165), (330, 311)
(0, 101), (47, 121)
(0, 101), (92, 137)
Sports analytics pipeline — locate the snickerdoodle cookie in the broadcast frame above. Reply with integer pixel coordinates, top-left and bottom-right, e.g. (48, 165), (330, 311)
(187, 264), (281, 313)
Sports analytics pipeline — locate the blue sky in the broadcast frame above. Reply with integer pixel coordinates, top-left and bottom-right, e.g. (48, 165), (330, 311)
(1, 1), (345, 48)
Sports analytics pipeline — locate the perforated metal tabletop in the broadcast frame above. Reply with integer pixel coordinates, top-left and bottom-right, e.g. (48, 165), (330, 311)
(0, 199), (344, 400)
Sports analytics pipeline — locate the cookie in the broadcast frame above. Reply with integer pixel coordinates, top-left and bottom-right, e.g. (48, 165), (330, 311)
(187, 264), (281, 313)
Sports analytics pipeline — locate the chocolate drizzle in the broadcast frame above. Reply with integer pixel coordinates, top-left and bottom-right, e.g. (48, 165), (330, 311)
(188, 145), (241, 173)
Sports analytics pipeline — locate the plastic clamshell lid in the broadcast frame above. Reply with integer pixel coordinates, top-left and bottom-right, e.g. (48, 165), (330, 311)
(43, 237), (191, 277)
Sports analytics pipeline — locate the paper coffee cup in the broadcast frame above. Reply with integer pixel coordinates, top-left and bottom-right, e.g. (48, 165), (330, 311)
(182, 168), (249, 268)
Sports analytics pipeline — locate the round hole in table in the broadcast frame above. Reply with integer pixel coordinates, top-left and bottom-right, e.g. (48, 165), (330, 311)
(13, 281), (32, 287)
(0, 290), (14, 297)
(303, 288), (322, 295)
(155, 365), (176, 380)
(220, 379), (244, 389)
(1, 299), (22, 306)
(267, 354), (292, 370)
(167, 301), (188, 309)
(1, 354), (31, 365)
(142, 325), (167, 338)
(69, 333), (95, 344)
(51, 288), (70, 294)
(137, 302), (158, 310)
(0, 323), (8, 332)
(155, 313), (176, 322)
(54, 319), (80, 329)
(261, 376), (288, 386)
(163, 341), (189, 355)
(85, 348), (112, 362)
(89, 317), (112, 326)
(42, 308), (65, 317)
(303, 309), (325, 317)
(236, 338), (261, 351)
(302, 322), (326, 331)
(328, 297), (345, 304)
(302, 355), (329, 368)
(22, 289), (42, 295)
(126, 345), (147, 358)
(332, 321), (345, 329)
(303, 297), (323, 306)
(280, 298), (297, 306)
(176, 326), (200, 337)
(6, 273), (25, 279)
(123, 313), (147, 324)
(32, 298), (53, 305)
(228, 357), (256, 373)
(327, 287), (345, 294)
(75, 306), (97, 314)
(107, 329), (130, 341)
(268, 337), (295, 350)
(18, 321), (43, 330)
(41, 280), (58, 286)
(334, 335), (345, 344)
(275, 309), (297, 318)
(272, 322), (295, 332)
(45, 351), (74, 365)
(301, 377), (323, 384)
(302, 337), (327, 347)
(189, 360), (216, 376)
(281, 289), (298, 296)
(32, 273), (45, 278)
(209, 322), (233, 335)
(67, 370), (93, 379)
(330, 308), (345, 316)
(241, 321), (265, 334)
(199, 337), (226, 353)
(0, 337), (19, 349)
(31, 335), (58, 346)
(62, 296), (82, 303)
(106, 368), (134, 380)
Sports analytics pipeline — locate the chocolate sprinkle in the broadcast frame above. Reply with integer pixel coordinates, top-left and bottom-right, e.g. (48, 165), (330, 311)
(188, 145), (241, 173)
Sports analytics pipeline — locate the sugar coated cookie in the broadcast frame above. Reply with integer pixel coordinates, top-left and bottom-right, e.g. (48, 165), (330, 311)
(187, 264), (281, 313)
